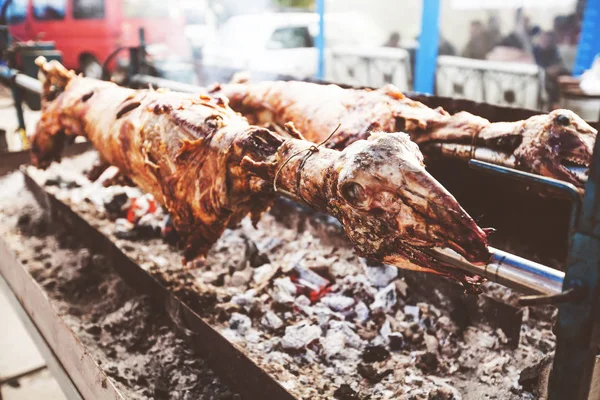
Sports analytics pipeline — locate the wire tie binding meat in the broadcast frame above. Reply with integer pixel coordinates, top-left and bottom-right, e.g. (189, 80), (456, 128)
(273, 123), (341, 202)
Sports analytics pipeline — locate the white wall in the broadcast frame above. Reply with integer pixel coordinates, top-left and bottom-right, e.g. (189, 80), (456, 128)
(326, 0), (577, 52)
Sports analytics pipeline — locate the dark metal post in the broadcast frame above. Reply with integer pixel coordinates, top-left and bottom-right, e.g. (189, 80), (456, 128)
(549, 133), (600, 399)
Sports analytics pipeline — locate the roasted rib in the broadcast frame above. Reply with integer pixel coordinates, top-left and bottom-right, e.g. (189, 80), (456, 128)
(211, 81), (597, 188)
(31, 59), (490, 289)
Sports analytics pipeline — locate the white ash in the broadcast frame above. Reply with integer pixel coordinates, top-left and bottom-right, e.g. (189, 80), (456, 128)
(364, 262), (399, 287)
(354, 301), (370, 324)
(252, 264), (276, 285)
(261, 311), (284, 331)
(228, 313), (252, 335)
(231, 289), (257, 311)
(404, 304), (421, 321)
(370, 282), (398, 314)
(23, 158), (559, 400)
(281, 322), (322, 351)
(319, 294), (356, 312)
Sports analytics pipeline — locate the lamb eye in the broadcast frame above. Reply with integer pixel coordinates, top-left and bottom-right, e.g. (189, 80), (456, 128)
(340, 182), (368, 207)
(555, 114), (570, 126)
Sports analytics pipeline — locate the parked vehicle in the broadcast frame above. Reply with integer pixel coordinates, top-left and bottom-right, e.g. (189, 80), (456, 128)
(202, 12), (386, 80)
(3, 0), (192, 78)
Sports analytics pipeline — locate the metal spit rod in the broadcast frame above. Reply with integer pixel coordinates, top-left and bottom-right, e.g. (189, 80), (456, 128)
(426, 142), (589, 184)
(430, 247), (564, 295)
(3, 70), (567, 296)
(0, 65), (43, 94)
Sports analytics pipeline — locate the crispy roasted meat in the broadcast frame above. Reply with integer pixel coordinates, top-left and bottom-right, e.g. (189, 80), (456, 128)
(212, 81), (597, 188)
(31, 59), (490, 288)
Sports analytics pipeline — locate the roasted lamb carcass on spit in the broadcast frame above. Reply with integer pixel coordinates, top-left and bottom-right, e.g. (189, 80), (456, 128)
(31, 59), (491, 289)
(211, 81), (596, 189)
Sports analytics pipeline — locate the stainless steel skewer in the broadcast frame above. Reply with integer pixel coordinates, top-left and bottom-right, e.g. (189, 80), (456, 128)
(429, 247), (564, 295)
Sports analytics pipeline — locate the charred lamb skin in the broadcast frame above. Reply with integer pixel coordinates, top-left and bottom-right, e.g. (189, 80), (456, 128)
(212, 81), (597, 188)
(31, 59), (490, 288)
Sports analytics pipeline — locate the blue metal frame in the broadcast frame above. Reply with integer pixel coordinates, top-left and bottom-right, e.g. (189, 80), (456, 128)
(315, 0), (325, 80)
(414, 0), (441, 94)
(573, 0), (600, 76)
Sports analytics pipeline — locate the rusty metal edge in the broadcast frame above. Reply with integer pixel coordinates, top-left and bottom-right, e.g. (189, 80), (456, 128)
(0, 236), (125, 400)
(0, 275), (84, 400)
(21, 169), (299, 400)
(0, 141), (92, 177)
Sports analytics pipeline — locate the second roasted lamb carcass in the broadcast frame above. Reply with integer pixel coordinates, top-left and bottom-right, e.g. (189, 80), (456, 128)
(212, 81), (596, 188)
(31, 59), (490, 288)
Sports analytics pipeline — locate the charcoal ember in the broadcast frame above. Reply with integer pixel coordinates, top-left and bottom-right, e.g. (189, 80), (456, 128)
(281, 322), (322, 352)
(388, 333), (405, 350)
(290, 263), (331, 302)
(333, 384), (360, 400)
(228, 313), (252, 335)
(364, 263), (398, 287)
(320, 294), (355, 312)
(362, 344), (389, 363)
(417, 352), (439, 373)
(104, 192), (129, 216)
(357, 363), (392, 384)
(369, 282), (397, 314)
(260, 310), (284, 331)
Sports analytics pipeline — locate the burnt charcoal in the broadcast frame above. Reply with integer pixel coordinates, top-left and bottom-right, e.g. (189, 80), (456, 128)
(243, 236), (270, 268)
(417, 352), (439, 373)
(519, 354), (553, 396)
(104, 193), (129, 216)
(388, 333), (405, 350)
(357, 363), (393, 384)
(44, 175), (80, 188)
(334, 384), (360, 400)
(85, 324), (102, 336)
(362, 344), (389, 363)
(17, 212), (31, 227)
(17, 210), (48, 236)
(115, 229), (141, 240)
(161, 215), (180, 245)
(44, 177), (61, 186)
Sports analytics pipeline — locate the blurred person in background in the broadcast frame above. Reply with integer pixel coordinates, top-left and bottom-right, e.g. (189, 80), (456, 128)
(384, 31), (401, 48)
(534, 31), (567, 108)
(486, 9), (536, 64)
(486, 15), (502, 48)
(438, 35), (456, 56)
(462, 20), (492, 59)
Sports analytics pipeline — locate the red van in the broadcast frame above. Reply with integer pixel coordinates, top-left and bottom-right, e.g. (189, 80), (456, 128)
(4, 0), (192, 77)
